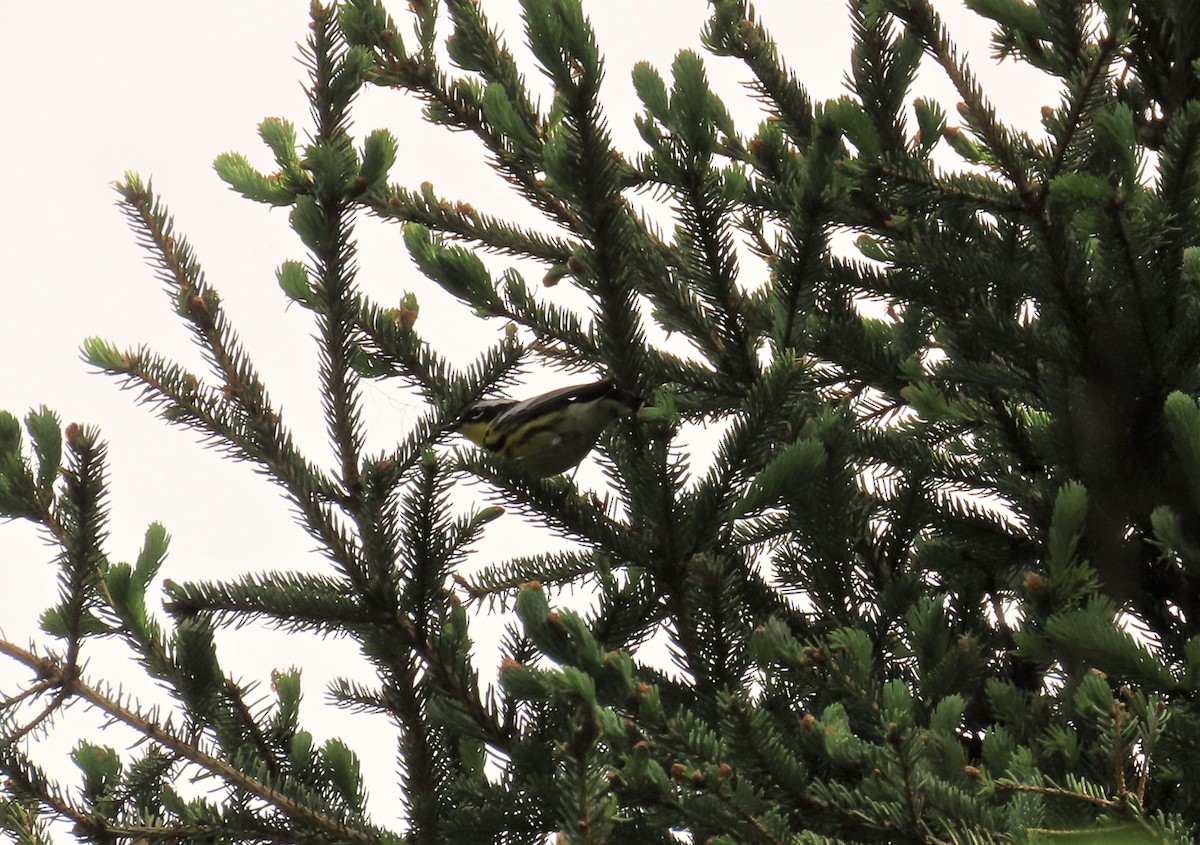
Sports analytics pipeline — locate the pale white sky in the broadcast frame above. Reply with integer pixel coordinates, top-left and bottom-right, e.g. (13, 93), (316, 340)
(2, 0), (1055, 833)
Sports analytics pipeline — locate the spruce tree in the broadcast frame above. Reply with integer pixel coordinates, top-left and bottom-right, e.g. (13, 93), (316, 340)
(3, 0), (1200, 843)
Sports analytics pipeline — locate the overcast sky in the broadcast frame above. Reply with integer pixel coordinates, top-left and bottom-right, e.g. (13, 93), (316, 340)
(2, 0), (1056, 831)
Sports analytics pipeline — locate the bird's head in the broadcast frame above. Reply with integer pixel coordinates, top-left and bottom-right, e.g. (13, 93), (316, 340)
(452, 398), (516, 446)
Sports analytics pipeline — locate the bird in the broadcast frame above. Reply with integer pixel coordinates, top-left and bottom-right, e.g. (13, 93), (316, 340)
(452, 378), (644, 477)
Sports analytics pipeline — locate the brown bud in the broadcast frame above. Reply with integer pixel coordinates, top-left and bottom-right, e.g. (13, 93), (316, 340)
(65, 423), (85, 447)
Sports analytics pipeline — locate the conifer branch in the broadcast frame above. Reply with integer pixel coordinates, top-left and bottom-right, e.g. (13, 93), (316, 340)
(704, 1), (815, 144)
(0, 641), (384, 845)
(993, 780), (1119, 810)
(888, 0), (1032, 194)
(303, 7), (370, 515)
(1041, 29), (1122, 185)
(370, 183), (576, 262)
(0, 746), (101, 836)
(364, 41), (582, 231)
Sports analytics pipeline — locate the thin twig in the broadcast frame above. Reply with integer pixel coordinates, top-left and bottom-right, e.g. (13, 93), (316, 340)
(994, 780), (1119, 810)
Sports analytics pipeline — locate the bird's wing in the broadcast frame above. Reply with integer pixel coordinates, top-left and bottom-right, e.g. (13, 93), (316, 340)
(494, 379), (615, 425)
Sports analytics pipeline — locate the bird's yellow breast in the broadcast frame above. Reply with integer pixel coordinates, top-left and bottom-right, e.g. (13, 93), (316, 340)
(456, 419), (493, 448)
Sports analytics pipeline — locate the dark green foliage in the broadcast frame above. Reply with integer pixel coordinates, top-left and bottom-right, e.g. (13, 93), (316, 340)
(7, 0), (1200, 843)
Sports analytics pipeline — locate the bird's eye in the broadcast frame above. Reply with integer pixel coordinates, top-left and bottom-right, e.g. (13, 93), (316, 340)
(464, 407), (486, 421)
